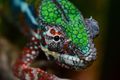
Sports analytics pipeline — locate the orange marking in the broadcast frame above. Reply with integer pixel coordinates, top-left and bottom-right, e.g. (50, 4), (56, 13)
(50, 29), (56, 35)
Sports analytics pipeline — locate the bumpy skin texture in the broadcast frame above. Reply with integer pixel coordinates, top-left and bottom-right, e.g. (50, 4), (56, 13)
(13, 0), (99, 80)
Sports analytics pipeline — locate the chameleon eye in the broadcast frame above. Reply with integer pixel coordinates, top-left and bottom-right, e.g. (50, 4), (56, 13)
(54, 36), (60, 41)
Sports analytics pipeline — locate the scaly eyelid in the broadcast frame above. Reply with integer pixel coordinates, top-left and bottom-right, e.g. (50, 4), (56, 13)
(50, 28), (62, 36)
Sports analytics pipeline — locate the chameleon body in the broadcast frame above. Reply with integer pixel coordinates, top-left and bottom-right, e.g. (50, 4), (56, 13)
(13, 0), (99, 80)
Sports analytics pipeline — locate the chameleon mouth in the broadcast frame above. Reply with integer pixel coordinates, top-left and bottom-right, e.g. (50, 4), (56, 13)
(57, 40), (97, 70)
(40, 44), (81, 69)
(57, 54), (82, 69)
(54, 43), (84, 69)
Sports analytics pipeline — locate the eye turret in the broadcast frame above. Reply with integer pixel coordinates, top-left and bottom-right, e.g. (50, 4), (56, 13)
(54, 36), (60, 41)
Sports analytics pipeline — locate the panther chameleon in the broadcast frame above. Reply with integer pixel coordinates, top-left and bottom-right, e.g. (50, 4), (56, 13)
(12, 0), (99, 80)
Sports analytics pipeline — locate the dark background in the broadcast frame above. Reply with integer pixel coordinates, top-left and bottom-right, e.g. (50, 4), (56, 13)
(101, 0), (120, 80)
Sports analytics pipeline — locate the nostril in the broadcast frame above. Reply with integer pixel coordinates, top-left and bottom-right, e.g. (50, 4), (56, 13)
(54, 36), (60, 41)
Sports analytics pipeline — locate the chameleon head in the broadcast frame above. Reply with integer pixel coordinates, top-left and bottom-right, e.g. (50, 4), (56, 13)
(39, 23), (97, 70)
(37, 0), (99, 70)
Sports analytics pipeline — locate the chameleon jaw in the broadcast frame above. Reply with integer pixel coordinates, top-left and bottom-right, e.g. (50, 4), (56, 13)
(41, 44), (81, 69)
(40, 44), (90, 70)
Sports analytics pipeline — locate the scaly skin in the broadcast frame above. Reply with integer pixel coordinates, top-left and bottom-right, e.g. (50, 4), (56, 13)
(13, 0), (99, 80)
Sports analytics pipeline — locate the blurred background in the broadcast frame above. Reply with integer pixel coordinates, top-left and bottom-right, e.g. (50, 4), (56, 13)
(0, 0), (120, 80)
